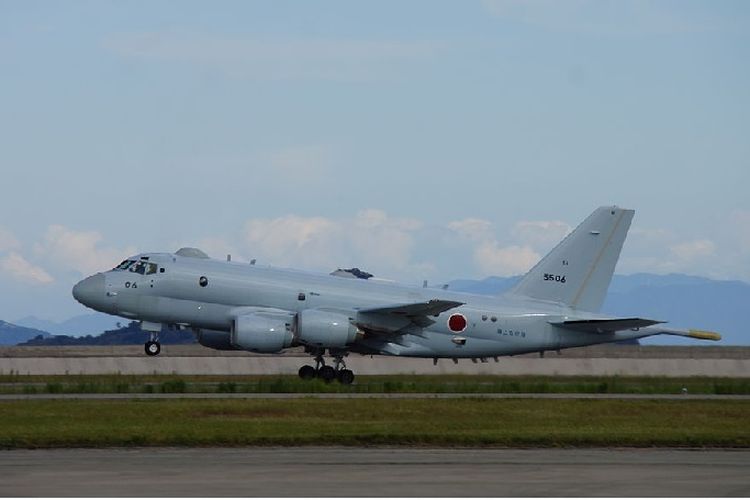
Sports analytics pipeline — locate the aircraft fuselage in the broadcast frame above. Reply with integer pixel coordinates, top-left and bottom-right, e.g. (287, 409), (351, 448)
(74, 252), (639, 358)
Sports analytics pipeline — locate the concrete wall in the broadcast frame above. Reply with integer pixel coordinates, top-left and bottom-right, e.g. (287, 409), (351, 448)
(1, 345), (748, 377)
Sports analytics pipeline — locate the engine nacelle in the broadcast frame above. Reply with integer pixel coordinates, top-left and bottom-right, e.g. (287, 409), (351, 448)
(297, 309), (359, 348)
(196, 329), (237, 350)
(231, 310), (294, 353)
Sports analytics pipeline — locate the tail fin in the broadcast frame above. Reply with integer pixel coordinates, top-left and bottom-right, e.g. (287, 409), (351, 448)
(509, 206), (634, 312)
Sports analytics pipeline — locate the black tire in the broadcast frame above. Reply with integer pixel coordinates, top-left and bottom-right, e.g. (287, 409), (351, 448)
(337, 369), (355, 385)
(318, 365), (336, 383)
(298, 365), (316, 380)
(145, 341), (161, 356)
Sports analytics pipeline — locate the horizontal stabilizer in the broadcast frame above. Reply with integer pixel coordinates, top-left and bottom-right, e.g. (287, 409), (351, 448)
(552, 317), (664, 333)
(359, 299), (463, 317)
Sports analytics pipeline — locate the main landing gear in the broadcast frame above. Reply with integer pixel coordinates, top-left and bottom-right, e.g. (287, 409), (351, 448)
(298, 351), (354, 385)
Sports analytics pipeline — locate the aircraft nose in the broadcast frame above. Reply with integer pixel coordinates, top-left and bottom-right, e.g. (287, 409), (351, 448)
(72, 273), (105, 306)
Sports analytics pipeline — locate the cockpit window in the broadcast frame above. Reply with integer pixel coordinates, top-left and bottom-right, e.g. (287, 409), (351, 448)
(115, 260), (135, 271)
(115, 259), (159, 275)
(130, 261), (147, 275)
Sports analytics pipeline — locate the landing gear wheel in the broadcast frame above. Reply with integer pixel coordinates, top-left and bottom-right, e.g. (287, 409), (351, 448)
(145, 340), (161, 356)
(337, 369), (355, 385)
(298, 365), (316, 380)
(318, 365), (336, 383)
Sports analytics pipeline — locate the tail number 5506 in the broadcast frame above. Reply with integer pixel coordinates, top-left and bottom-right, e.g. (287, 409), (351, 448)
(543, 273), (566, 283)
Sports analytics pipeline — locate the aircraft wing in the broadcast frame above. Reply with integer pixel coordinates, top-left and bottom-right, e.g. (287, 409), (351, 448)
(550, 317), (664, 333)
(356, 299), (464, 331)
(360, 299), (463, 317)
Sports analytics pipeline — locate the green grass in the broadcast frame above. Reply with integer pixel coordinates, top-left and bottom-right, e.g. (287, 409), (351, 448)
(0, 398), (747, 448)
(0, 374), (749, 395)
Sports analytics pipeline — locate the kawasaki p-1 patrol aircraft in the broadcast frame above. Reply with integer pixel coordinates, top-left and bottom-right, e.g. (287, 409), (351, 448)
(72, 206), (720, 384)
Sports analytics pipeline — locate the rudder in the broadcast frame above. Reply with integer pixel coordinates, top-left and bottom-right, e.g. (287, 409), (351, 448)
(508, 206), (634, 312)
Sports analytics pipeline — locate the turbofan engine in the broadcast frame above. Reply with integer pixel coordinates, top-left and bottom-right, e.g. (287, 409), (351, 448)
(230, 309), (295, 353)
(296, 309), (361, 348)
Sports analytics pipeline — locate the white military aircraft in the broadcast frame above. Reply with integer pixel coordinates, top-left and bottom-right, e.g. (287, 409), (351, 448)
(73, 206), (720, 384)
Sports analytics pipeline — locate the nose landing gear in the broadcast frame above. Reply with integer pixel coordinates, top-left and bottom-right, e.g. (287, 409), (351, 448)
(144, 340), (161, 356)
(297, 350), (355, 385)
(144, 330), (161, 356)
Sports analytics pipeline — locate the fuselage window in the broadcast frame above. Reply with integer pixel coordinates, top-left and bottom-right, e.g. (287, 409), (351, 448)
(199, 276), (208, 287)
(298, 292), (306, 301)
(491, 316), (497, 322)
(481, 315), (488, 321)
(160, 268), (165, 273)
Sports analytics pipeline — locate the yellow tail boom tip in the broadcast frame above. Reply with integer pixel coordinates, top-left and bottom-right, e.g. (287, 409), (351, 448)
(688, 330), (722, 341)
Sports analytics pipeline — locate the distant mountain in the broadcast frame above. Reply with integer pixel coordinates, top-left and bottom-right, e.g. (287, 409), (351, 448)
(448, 273), (749, 346)
(15, 313), (121, 337)
(19, 321), (196, 346)
(601, 278), (749, 346)
(0, 321), (52, 346)
(605, 273), (720, 294)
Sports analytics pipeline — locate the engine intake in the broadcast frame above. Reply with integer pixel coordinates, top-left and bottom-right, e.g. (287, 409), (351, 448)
(231, 310), (295, 353)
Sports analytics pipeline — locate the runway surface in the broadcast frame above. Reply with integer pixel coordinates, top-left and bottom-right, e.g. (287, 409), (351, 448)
(1, 447), (748, 497)
(1, 392), (748, 400)
(3, 345), (749, 377)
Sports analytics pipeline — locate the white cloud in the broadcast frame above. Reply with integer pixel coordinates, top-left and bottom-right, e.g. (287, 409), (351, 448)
(105, 32), (442, 81)
(0, 227), (20, 252)
(513, 220), (571, 248)
(350, 210), (424, 272)
(448, 218), (493, 242)
(188, 237), (244, 263)
(35, 225), (137, 276)
(0, 252), (54, 285)
(242, 210), (428, 278)
(474, 242), (540, 276)
(448, 217), (567, 276)
(620, 227), (728, 278)
(244, 215), (339, 269)
(669, 239), (716, 262)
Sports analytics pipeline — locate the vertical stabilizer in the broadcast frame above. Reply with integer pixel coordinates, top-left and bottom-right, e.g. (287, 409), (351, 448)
(509, 206), (634, 312)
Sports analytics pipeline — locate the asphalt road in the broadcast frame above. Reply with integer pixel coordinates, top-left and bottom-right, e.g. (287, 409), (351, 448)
(1, 392), (749, 400)
(1, 447), (748, 497)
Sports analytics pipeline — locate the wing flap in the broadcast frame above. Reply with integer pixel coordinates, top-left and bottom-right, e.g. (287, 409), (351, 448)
(552, 317), (664, 333)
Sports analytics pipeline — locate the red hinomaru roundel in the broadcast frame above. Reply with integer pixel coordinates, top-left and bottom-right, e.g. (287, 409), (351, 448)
(447, 313), (467, 333)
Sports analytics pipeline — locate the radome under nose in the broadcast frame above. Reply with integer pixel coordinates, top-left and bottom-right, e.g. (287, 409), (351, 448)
(72, 273), (105, 307)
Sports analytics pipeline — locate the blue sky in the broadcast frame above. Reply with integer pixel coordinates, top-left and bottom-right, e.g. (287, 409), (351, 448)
(1, 0), (749, 320)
